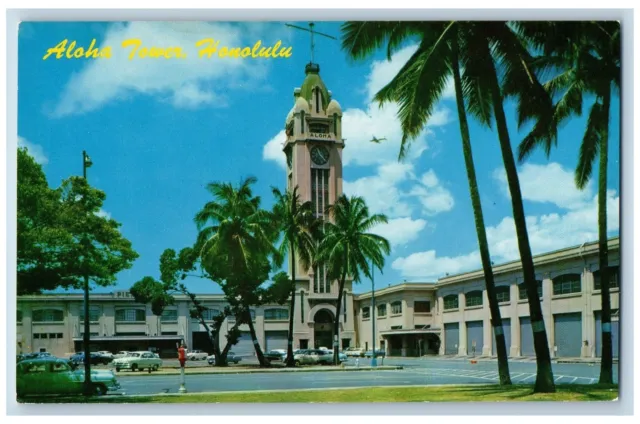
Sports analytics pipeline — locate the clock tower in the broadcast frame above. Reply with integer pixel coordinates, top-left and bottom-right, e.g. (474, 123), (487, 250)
(282, 63), (355, 350)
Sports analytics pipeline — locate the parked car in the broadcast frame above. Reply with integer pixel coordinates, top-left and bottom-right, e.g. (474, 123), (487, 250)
(112, 351), (130, 359)
(112, 351), (163, 372)
(186, 349), (208, 361)
(343, 347), (365, 357)
(69, 352), (109, 366)
(293, 349), (333, 366)
(325, 350), (348, 363)
(16, 357), (120, 397)
(263, 349), (287, 363)
(96, 351), (114, 361)
(364, 349), (386, 358)
(207, 352), (242, 365)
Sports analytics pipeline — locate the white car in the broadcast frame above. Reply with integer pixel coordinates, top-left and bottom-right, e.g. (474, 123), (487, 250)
(344, 347), (365, 357)
(113, 351), (130, 359)
(186, 349), (208, 361)
(112, 351), (163, 372)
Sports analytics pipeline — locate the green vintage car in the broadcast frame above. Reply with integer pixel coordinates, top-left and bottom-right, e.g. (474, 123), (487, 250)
(16, 358), (121, 398)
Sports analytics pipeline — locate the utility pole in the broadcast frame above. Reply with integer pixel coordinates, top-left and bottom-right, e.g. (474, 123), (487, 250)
(82, 150), (93, 396)
(371, 259), (377, 367)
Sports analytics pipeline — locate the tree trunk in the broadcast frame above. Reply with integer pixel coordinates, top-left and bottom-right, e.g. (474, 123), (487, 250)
(333, 268), (348, 365)
(221, 320), (242, 359)
(598, 87), (613, 385)
(82, 274), (93, 396)
(286, 241), (296, 367)
(205, 318), (226, 366)
(483, 38), (555, 393)
(451, 34), (511, 385)
(246, 308), (267, 366)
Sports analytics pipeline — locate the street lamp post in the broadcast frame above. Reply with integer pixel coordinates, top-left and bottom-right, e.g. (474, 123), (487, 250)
(370, 259), (377, 367)
(82, 150), (93, 395)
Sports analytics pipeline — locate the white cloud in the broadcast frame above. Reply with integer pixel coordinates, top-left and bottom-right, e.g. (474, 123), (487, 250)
(392, 250), (481, 280)
(371, 217), (428, 248)
(493, 162), (594, 210)
(52, 22), (285, 117)
(392, 189), (620, 279)
(485, 189), (620, 262)
(18, 136), (48, 164)
(262, 130), (287, 170)
(366, 44), (455, 102)
(343, 164), (454, 218)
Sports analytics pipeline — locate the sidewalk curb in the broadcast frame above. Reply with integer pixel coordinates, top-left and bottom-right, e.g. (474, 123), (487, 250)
(116, 365), (403, 377)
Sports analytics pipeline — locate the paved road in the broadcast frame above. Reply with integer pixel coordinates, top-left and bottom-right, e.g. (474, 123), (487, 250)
(116, 358), (617, 395)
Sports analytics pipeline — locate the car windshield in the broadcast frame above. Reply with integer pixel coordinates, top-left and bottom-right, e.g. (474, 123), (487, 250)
(128, 353), (141, 357)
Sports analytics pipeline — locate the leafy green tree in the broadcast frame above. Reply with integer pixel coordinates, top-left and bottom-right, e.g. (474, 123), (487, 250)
(341, 21), (556, 392)
(17, 148), (70, 294)
(316, 195), (390, 365)
(57, 176), (138, 394)
(515, 21), (620, 384)
(341, 21), (513, 385)
(271, 186), (320, 367)
(195, 177), (285, 366)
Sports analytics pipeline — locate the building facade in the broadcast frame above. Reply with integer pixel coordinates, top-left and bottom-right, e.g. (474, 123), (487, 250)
(17, 237), (620, 360)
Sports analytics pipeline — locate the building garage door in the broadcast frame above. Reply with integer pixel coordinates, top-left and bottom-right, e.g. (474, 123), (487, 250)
(466, 321), (483, 356)
(232, 332), (255, 358)
(265, 331), (288, 351)
(594, 311), (619, 358)
(554, 313), (582, 358)
(444, 323), (459, 355)
(492, 318), (511, 356)
(519, 317), (535, 356)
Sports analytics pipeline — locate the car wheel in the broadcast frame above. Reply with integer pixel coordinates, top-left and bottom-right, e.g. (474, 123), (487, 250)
(152, 364), (159, 371)
(115, 367), (121, 372)
(131, 364), (138, 372)
(93, 384), (107, 396)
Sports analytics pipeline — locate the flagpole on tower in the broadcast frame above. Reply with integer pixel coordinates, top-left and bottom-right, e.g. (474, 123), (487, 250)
(285, 22), (337, 65)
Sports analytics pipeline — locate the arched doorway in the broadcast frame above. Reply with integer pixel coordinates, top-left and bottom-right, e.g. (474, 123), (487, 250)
(313, 309), (334, 349)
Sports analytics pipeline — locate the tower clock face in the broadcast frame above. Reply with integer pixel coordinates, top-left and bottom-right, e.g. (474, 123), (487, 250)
(310, 146), (330, 165)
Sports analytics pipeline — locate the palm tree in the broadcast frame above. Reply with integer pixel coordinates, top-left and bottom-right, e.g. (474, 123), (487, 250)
(271, 186), (320, 367)
(515, 22), (620, 384)
(341, 21), (556, 392)
(316, 195), (390, 365)
(194, 176), (276, 367)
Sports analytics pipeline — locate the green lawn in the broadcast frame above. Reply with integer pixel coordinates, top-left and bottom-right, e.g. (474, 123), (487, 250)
(22, 384), (619, 403)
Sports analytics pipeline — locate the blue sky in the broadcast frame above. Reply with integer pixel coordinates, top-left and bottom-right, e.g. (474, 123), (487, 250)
(17, 21), (621, 295)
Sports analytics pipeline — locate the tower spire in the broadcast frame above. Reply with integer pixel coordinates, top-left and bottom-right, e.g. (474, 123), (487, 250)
(285, 22), (337, 65)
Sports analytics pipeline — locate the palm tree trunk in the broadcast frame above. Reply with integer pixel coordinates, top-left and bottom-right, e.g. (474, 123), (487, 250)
(451, 34), (511, 385)
(208, 318), (226, 366)
(221, 320), (242, 359)
(286, 241), (297, 367)
(246, 308), (267, 366)
(484, 40), (555, 393)
(598, 88), (613, 385)
(333, 268), (348, 365)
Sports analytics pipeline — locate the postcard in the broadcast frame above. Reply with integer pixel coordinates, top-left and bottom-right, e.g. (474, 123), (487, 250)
(13, 19), (621, 406)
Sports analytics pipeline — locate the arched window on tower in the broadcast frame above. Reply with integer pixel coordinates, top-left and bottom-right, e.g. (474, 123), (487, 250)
(315, 87), (321, 112)
(300, 111), (305, 133)
(333, 113), (338, 134)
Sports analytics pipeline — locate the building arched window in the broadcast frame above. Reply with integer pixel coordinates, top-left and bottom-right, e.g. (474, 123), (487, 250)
(265, 308), (289, 320)
(552, 273), (582, 295)
(391, 301), (402, 315)
(518, 281), (543, 300)
(377, 303), (387, 317)
(32, 309), (64, 323)
(593, 266), (620, 291)
(315, 87), (320, 112)
(495, 286), (510, 303)
(465, 290), (483, 307)
(115, 308), (146, 322)
(300, 290), (305, 323)
(443, 294), (459, 310)
(79, 306), (102, 323)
